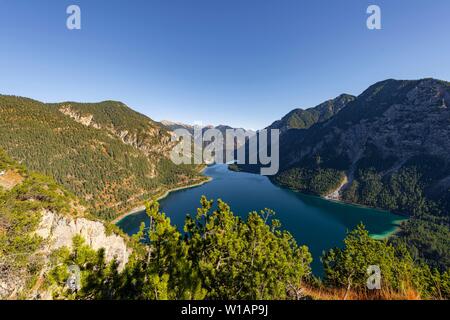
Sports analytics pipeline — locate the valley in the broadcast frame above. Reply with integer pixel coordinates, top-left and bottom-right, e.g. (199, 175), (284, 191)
(1, 77), (449, 300)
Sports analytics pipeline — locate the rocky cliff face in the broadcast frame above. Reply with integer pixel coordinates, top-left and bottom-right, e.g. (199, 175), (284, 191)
(280, 79), (450, 166)
(58, 105), (101, 128)
(1, 210), (131, 299)
(36, 210), (130, 270)
(1, 209), (131, 300)
(277, 78), (450, 204)
(0, 149), (132, 299)
(59, 104), (175, 158)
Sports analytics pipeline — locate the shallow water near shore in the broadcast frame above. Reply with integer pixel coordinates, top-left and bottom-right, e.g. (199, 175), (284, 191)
(117, 164), (406, 274)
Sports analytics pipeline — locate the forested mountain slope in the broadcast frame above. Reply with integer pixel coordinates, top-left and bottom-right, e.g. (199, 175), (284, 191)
(268, 94), (355, 132)
(0, 96), (206, 220)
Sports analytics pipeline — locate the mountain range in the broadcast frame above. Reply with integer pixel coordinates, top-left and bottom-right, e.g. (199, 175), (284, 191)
(1, 78), (449, 299)
(275, 78), (450, 208)
(161, 120), (254, 163)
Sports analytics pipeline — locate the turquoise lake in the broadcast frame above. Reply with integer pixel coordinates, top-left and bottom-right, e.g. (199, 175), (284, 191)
(117, 164), (405, 274)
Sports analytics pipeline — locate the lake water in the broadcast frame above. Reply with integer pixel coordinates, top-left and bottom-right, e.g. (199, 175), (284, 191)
(117, 164), (405, 274)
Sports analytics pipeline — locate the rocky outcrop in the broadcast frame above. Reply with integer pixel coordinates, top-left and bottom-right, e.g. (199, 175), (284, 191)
(114, 126), (175, 157)
(1, 211), (131, 299)
(0, 170), (23, 190)
(277, 79), (449, 165)
(59, 105), (101, 129)
(325, 175), (348, 201)
(59, 105), (175, 159)
(58, 104), (179, 178)
(35, 210), (130, 270)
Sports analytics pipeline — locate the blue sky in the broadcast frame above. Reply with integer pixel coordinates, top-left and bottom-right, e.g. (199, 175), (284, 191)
(1, 0), (450, 129)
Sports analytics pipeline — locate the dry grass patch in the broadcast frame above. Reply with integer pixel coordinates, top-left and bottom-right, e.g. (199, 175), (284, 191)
(0, 170), (24, 190)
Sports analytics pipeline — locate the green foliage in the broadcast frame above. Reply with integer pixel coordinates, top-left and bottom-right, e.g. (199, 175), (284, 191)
(135, 200), (205, 300)
(322, 224), (449, 299)
(357, 169), (384, 207)
(48, 236), (122, 300)
(2, 146), (447, 300)
(49, 212), (448, 300)
(53, 101), (167, 144)
(0, 148), (79, 297)
(0, 149), (20, 172)
(0, 95), (204, 220)
(184, 197), (312, 299)
(271, 94), (355, 131)
(275, 167), (345, 196)
(49, 198), (312, 300)
(392, 215), (450, 272)
(341, 166), (449, 271)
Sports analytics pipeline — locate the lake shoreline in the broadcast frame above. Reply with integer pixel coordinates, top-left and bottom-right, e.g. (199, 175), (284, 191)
(320, 196), (407, 240)
(287, 189), (407, 240)
(267, 174), (409, 240)
(370, 219), (405, 240)
(112, 167), (212, 225)
(115, 165), (406, 241)
(116, 164), (407, 275)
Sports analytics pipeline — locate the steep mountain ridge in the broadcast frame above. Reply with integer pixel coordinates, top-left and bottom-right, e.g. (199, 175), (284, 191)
(268, 93), (356, 132)
(277, 78), (450, 200)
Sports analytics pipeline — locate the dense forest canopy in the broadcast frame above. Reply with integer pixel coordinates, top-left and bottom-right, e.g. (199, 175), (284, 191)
(0, 95), (206, 220)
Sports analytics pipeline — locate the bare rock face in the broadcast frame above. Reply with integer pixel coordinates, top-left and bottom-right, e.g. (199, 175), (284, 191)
(280, 79), (450, 169)
(59, 105), (101, 129)
(59, 105), (175, 157)
(36, 210), (131, 270)
(58, 104), (177, 179)
(1, 211), (131, 299)
(0, 271), (26, 299)
(328, 79), (450, 167)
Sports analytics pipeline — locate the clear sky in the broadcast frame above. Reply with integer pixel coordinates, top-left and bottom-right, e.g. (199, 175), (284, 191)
(1, 0), (450, 129)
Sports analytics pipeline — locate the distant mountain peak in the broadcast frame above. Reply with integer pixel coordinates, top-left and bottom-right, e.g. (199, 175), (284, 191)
(161, 120), (250, 133)
(268, 93), (355, 132)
